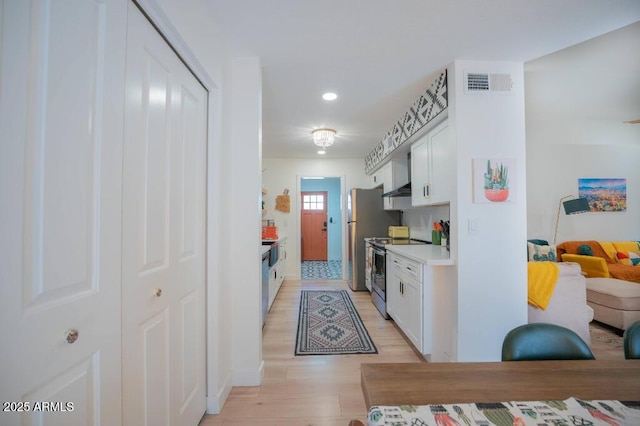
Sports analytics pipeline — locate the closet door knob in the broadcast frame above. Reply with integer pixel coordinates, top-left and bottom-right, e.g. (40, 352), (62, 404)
(65, 329), (79, 344)
(155, 288), (163, 297)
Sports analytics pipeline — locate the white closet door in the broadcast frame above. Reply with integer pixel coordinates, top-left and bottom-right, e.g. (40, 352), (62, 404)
(121, 3), (207, 426)
(0, 1), (127, 425)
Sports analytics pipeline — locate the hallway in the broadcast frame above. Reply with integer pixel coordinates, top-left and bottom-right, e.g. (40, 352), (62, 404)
(200, 279), (422, 425)
(200, 280), (624, 425)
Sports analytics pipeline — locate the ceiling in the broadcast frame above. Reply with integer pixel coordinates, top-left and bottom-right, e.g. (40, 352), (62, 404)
(206, 1), (640, 159)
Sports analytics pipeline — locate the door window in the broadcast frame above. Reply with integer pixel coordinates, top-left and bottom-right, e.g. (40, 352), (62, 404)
(302, 194), (324, 210)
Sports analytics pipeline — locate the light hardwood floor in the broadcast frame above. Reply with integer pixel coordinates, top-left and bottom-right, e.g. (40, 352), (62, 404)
(199, 279), (623, 426)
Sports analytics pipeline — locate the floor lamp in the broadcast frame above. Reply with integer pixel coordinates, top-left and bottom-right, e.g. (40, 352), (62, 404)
(553, 195), (591, 244)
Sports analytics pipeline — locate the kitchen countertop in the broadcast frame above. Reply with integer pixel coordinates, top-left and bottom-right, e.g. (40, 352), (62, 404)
(385, 244), (454, 266)
(261, 235), (287, 244)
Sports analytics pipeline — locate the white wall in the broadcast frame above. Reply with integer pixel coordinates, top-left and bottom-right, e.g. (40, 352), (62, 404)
(526, 22), (640, 243)
(449, 60), (529, 361)
(228, 57), (263, 387)
(402, 206), (450, 242)
(262, 158), (370, 279)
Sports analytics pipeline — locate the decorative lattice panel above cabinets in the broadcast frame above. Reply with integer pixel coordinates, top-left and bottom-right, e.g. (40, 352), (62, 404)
(365, 69), (448, 173)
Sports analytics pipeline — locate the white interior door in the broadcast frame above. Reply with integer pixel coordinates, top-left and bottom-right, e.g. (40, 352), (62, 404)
(121, 3), (207, 425)
(0, 1), (127, 425)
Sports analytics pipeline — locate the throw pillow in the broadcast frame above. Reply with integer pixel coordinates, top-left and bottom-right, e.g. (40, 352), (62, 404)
(527, 242), (557, 262)
(615, 250), (640, 266)
(578, 244), (594, 256)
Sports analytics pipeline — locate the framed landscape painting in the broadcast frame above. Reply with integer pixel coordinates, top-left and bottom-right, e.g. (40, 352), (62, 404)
(578, 178), (626, 212)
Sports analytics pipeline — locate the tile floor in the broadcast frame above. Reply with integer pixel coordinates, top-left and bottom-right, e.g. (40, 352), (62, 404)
(301, 260), (343, 280)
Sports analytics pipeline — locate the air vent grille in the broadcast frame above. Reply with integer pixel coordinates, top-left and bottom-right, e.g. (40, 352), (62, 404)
(465, 72), (513, 94)
(467, 73), (489, 92)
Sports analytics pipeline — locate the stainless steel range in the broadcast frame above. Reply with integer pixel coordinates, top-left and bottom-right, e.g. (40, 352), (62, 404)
(368, 238), (428, 318)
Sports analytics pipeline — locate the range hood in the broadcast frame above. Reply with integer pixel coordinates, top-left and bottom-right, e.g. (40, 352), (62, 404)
(382, 182), (411, 197)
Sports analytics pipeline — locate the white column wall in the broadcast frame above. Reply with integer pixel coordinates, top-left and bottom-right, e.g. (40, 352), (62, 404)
(449, 60), (528, 361)
(229, 57), (264, 385)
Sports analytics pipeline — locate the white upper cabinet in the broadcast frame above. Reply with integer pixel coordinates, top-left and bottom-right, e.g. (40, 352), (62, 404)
(381, 159), (411, 210)
(411, 121), (451, 206)
(369, 167), (384, 188)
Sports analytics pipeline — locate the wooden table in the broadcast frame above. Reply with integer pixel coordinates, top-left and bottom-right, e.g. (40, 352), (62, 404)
(361, 361), (640, 409)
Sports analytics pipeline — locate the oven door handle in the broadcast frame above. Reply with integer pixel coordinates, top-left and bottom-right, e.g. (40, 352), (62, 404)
(372, 247), (386, 256)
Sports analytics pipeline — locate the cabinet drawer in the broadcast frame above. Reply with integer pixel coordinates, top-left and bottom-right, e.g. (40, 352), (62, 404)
(402, 258), (422, 282)
(392, 254), (422, 282)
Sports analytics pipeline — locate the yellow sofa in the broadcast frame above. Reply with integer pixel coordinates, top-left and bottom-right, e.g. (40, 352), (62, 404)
(557, 241), (640, 283)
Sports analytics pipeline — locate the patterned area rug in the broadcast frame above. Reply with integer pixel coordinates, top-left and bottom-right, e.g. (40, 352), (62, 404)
(295, 290), (377, 355)
(590, 321), (624, 348)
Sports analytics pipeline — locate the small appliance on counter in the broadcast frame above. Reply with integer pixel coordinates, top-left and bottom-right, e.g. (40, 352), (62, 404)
(262, 219), (278, 240)
(388, 226), (409, 239)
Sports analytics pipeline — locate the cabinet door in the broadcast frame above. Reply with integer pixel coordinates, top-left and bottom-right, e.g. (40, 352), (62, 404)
(428, 124), (451, 205)
(411, 121), (450, 207)
(382, 163), (394, 210)
(369, 167), (383, 188)
(393, 274), (407, 329)
(411, 136), (431, 206)
(268, 267), (277, 308)
(404, 277), (422, 350)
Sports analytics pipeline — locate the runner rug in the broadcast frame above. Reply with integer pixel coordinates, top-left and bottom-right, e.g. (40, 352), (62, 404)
(295, 290), (378, 355)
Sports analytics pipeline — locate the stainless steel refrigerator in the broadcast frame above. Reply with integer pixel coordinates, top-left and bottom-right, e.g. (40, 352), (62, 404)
(347, 188), (400, 291)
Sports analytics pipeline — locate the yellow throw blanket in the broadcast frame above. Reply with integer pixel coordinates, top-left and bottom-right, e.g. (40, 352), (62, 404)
(528, 261), (559, 310)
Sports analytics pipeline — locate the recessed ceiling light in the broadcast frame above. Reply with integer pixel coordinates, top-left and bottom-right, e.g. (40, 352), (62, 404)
(322, 92), (337, 101)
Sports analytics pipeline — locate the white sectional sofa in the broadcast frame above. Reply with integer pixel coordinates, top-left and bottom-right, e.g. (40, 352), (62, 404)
(528, 262), (594, 345)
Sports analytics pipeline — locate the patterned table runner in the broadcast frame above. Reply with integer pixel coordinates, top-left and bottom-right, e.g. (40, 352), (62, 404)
(368, 397), (640, 425)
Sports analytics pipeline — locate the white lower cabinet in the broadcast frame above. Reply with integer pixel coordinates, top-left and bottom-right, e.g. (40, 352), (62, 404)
(268, 238), (287, 310)
(386, 252), (434, 355)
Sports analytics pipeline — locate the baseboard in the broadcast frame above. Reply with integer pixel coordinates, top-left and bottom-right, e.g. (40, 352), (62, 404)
(206, 374), (232, 414)
(232, 360), (265, 386)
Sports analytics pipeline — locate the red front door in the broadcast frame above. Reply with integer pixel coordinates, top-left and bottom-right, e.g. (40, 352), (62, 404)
(301, 191), (328, 261)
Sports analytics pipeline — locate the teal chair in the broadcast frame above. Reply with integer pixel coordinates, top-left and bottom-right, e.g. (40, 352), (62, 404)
(623, 321), (640, 359)
(502, 323), (595, 361)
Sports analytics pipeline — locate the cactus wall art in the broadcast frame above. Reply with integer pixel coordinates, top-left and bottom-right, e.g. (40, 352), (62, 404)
(473, 158), (517, 203)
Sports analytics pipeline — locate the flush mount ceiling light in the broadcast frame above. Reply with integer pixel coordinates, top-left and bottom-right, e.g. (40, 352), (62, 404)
(312, 128), (336, 154)
(322, 92), (337, 101)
